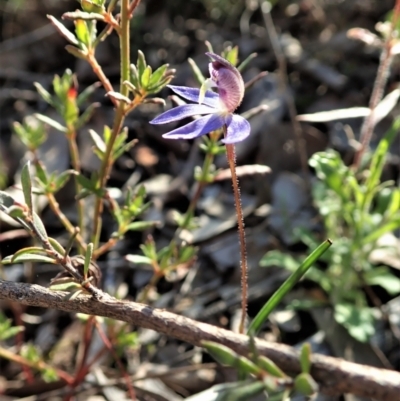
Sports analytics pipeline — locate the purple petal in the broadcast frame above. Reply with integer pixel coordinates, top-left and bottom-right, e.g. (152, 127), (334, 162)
(163, 113), (224, 140)
(222, 114), (251, 144)
(150, 104), (216, 125)
(168, 85), (220, 108)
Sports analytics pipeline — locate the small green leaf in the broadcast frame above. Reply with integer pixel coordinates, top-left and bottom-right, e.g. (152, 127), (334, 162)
(76, 102), (99, 129)
(49, 279), (81, 292)
(106, 91), (131, 104)
(185, 381), (266, 401)
(48, 237), (66, 255)
(21, 162), (33, 213)
(77, 81), (100, 106)
(0, 313), (24, 341)
(309, 151), (348, 196)
(32, 212), (48, 241)
(89, 129), (106, 154)
(11, 246), (49, 262)
(364, 117), (400, 208)
(125, 221), (158, 232)
(149, 64), (169, 87)
(83, 243), (94, 277)
(257, 356), (286, 378)
(11, 137), (28, 164)
(260, 250), (299, 271)
(362, 214), (400, 244)
(34, 114), (67, 133)
(47, 15), (80, 46)
(2, 254), (57, 264)
(33, 83), (53, 105)
(188, 58), (205, 85)
(224, 46), (239, 66)
(334, 303), (375, 342)
(7, 205), (26, 220)
(123, 80), (137, 93)
(202, 341), (261, 376)
(112, 138), (137, 161)
(53, 170), (74, 192)
(179, 245), (196, 263)
(75, 173), (95, 191)
(137, 50), (147, 80)
(294, 372), (318, 396)
(130, 64), (140, 90)
(237, 52), (257, 72)
(65, 44), (88, 60)
(0, 325), (24, 341)
(141, 65), (152, 88)
(248, 239), (332, 336)
(146, 75), (175, 94)
(35, 162), (48, 186)
(125, 254), (153, 265)
(80, 0), (105, 13)
(74, 19), (91, 46)
(364, 267), (400, 295)
(63, 11), (105, 21)
(300, 343), (312, 373)
(42, 367), (59, 383)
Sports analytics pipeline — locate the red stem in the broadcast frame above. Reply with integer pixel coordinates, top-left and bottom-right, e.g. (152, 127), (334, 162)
(95, 321), (137, 400)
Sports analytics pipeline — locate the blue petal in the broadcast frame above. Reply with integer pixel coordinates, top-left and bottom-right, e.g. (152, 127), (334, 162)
(162, 113), (225, 140)
(222, 114), (251, 144)
(150, 104), (216, 125)
(168, 85), (220, 108)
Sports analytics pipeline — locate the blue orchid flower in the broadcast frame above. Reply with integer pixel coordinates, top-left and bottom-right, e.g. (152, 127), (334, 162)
(150, 52), (250, 144)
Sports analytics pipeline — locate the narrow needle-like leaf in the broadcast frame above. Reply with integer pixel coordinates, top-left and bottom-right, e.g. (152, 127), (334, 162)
(247, 239), (333, 336)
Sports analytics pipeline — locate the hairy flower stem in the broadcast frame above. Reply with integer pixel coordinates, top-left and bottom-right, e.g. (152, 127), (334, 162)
(224, 126), (248, 334)
(91, 0), (131, 250)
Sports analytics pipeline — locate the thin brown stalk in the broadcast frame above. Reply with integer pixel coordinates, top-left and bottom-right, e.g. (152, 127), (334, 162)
(128, 0), (142, 18)
(87, 53), (118, 107)
(46, 192), (87, 251)
(95, 320), (137, 400)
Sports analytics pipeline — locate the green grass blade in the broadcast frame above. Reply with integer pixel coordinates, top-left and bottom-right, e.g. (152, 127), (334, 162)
(247, 239), (332, 336)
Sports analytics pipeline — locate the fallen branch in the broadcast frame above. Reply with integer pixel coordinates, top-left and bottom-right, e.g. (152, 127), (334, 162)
(1, 279), (399, 401)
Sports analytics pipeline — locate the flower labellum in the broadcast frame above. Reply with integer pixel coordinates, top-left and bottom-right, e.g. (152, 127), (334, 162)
(150, 52), (250, 144)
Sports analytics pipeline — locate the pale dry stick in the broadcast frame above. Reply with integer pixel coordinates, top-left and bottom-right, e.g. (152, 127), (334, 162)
(353, 0), (400, 169)
(0, 280), (399, 401)
(259, 1), (309, 182)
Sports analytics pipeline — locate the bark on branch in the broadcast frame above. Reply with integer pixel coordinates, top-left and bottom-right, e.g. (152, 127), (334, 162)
(0, 279), (399, 401)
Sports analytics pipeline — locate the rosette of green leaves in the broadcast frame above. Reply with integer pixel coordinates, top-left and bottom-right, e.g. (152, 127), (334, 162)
(13, 116), (47, 152)
(34, 69), (98, 132)
(126, 51), (175, 96)
(47, 0), (107, 59)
